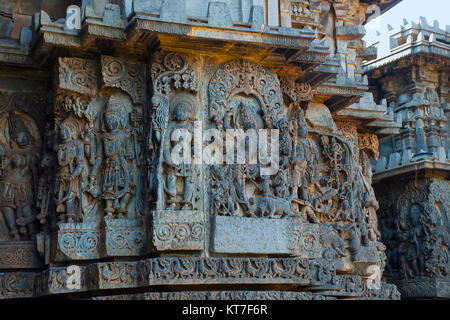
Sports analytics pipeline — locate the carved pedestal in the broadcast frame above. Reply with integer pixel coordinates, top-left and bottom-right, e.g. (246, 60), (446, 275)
(55, 222), (104, 261)
(212, 216), (321, 259)
(105, 217), (148, 256)
(152, 210), (205, 251)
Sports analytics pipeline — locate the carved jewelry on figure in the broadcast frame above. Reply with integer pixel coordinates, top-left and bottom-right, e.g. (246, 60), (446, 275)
(162, 95), (198, 210)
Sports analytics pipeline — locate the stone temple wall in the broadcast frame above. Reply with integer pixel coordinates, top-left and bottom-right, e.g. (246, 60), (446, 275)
(0, 0), (407, 300)
(365, 17), (449, 299)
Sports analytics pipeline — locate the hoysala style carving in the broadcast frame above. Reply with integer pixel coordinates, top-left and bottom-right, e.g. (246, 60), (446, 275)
(101, 56), (146, 105)
(205, 58), (386, 278)
(209, 59), (283, 128)
(90, 93), (139, 219)
(0, 111), (41, 240)
(377, 179), (449, 281)
(365, 16), (449, 299)
(0, 0), (417, 300)
(56, 117), (89, 222)
(149, 51), (201, 213)
(151, 52), (199, 96)
(161, 94), (199, 210)
(51, 56), (147, 260)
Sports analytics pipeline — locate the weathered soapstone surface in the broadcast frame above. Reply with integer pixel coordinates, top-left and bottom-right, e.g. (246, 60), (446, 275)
(365, 18), (450, 299)
(0, 0), (404, 300)
(212, 216), (321, 259)
(152, 210), (205, 251)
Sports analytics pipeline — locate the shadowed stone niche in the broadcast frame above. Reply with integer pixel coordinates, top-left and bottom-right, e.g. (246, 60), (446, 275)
(0, 79), (48, 270)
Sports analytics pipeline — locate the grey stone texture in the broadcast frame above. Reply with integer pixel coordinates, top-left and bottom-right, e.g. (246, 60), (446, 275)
(212, 216), (320, 258)
(365, 18), (450, 299)
(0, 0), (425, 301)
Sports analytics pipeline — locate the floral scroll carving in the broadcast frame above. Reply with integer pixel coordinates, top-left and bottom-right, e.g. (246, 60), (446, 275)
(101, 56), (146, 105)
(58, 58), (99, 96)
(151, 51), (199, 95)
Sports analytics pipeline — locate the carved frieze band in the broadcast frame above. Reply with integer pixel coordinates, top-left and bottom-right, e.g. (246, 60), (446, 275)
(92, 291), (335, 300)
(0, 241), (43, 269)
(31, 257), (337, 296)
(0, 272), (35, 299)
(1, 258), (399, 299)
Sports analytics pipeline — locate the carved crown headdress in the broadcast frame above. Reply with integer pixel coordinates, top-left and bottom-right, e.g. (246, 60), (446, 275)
(239, 103), (257, 130)
(105, 95), (128, 129)
(8, 112), (34, 146)
(61, 118), (79, 139)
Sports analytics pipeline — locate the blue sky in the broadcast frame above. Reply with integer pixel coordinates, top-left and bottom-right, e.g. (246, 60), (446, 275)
(364, 0), (449, 44)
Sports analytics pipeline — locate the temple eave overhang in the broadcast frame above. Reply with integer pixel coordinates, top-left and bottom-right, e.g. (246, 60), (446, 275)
(373, 159), (450, 183)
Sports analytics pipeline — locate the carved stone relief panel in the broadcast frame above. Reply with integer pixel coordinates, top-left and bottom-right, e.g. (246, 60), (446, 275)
(53, 55), (148, 261)
(148, 51), (204, 252)
(376, 178), (449, 298)
(204, 58), (386, 277)
(0, 88), (48, 269)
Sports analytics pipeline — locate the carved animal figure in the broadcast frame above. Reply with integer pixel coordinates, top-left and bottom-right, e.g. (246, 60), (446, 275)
(257, 196), (294, 219)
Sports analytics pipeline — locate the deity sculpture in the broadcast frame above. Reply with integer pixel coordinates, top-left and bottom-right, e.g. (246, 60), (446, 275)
(162, 97), (196, 210)
(408, 204), (425, 277)
(90, 95), (136, 219)
(55, 119), (88, 223)
(0, 112), (39, 240)
(291, 109), (320, 223)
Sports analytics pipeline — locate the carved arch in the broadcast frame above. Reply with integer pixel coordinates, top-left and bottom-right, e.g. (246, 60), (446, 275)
(208, 59), (283, 127)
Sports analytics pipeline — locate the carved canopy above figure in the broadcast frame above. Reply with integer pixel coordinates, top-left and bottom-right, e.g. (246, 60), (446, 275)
(209, 59), (283, 127)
